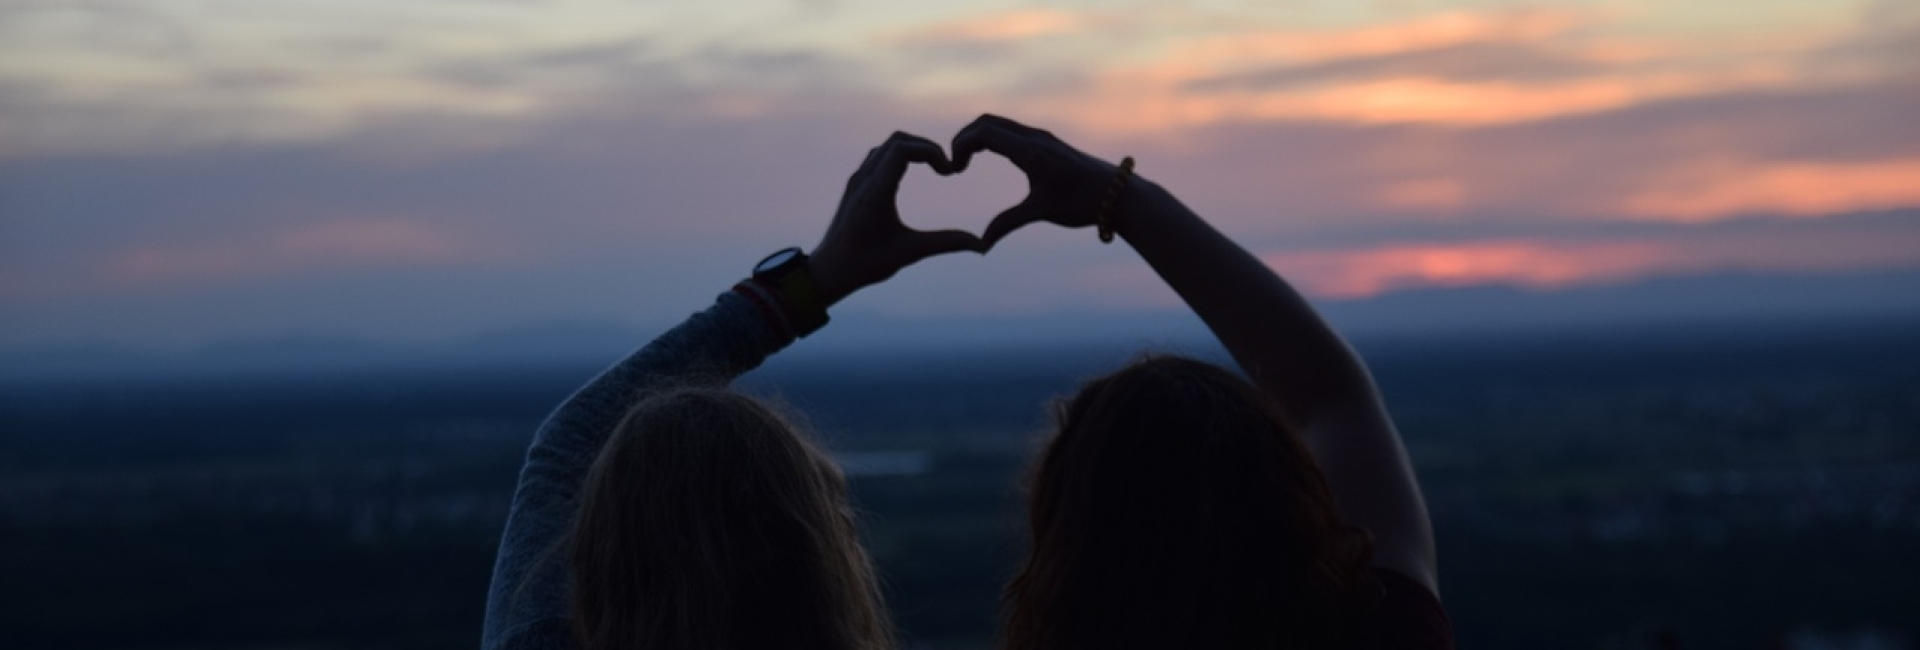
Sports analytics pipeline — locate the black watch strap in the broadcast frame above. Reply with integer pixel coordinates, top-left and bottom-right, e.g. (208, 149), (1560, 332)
(750, 247), (830, 337)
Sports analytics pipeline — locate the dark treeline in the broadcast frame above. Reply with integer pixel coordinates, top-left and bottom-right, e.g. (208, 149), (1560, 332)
(2, 321), (1917, 649)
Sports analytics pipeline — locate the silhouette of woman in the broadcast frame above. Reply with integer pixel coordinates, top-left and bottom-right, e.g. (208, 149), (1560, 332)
(478, 132), (981, 650)
(955, 114), (1454, 649)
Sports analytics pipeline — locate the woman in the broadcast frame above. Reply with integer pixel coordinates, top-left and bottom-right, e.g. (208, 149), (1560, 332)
(478, 131), (981, 650)
(950, 115), (1453, 648)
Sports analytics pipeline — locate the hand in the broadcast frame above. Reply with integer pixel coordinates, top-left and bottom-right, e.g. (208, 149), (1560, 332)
(950, 114), (1125, 248)
(810, 131), (985, 306)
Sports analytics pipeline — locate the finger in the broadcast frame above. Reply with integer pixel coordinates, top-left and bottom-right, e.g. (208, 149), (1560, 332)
(982, 200), (1049, 248)
(949, 117), (998, 171)
(976, 113), (1044, 136)
(845, 145), (883, 195)
(951, 121), (1038, 174)
(903, 228), (987, 260)
(871, 132), (953, 195)
(953, 115), (1032, 171)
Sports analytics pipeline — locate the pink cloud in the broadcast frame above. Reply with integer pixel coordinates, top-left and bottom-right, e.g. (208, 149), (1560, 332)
(1617, 159), (1920, 221)
(1260, 223), (1920, 299)
(1264, 240), (1668, 298)
(101, 217), (510, 288)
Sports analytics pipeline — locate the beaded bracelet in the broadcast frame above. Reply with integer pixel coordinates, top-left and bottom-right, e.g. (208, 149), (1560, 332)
(1094, 156), (1136, 244)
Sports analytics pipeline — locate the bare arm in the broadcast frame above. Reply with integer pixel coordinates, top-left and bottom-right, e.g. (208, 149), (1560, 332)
(955, 114), (1438, 594)
(1111, 182), (1438, 594)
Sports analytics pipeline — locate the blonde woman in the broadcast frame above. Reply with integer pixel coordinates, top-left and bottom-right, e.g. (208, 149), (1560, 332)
(479, 132), (979, 650)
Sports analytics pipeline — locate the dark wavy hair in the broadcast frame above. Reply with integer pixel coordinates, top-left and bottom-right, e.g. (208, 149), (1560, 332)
(570, 388), (892, 650)
(1002, 355), (1379, 650)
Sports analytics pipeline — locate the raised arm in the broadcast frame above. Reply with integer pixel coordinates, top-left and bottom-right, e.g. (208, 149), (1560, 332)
(480, 131), (978, 649)
(953, 114), (1438, 594)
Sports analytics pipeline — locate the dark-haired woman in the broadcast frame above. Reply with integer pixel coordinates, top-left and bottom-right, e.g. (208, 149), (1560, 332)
(479, 132), (981, 650)
(953, 115), (1453, 649)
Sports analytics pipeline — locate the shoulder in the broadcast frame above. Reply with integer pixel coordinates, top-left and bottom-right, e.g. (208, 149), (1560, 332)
(1303, 406), (1439, 590)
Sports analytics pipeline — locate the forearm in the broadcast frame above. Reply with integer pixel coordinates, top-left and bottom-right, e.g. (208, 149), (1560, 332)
(949, 113), (1437, 590)
(533, 291), (788, 454)
(1112, 179), (1379, 428)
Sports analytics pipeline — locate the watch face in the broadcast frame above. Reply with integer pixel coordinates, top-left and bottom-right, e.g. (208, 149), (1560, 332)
(756, 247), (803, 275)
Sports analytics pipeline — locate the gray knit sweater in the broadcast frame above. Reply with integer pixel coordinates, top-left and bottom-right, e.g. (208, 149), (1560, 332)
(479, 290), (791, 650)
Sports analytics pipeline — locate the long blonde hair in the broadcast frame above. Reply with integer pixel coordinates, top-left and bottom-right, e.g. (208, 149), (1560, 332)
(570, 388), (892, 650)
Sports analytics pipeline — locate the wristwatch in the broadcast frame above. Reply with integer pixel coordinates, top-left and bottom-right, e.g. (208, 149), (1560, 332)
(750, 246), (830, 337)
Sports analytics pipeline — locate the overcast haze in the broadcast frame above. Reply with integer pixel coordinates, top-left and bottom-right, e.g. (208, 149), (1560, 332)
(3, 0), (1918, 364)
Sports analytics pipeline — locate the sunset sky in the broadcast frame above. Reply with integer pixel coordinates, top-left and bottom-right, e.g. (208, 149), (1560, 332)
(2, 0), (1917, 356)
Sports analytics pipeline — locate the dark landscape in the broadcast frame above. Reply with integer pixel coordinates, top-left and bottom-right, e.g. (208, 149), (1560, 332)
(2, 318), (1916, 649)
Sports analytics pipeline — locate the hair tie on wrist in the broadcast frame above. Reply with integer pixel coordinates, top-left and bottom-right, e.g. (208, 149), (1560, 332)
(1094, 156), (1135, 244)
(733, 281), (795, 341)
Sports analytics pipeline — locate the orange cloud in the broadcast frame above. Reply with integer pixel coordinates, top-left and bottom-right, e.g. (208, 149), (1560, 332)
(889, 8), (1092, 45)
(103, 217), (506, 287)
(1002, 4), (1850, 133)
(1619, 159), (1920, 221)
(1042, 53), (1799, 131)
(1179, 9), (1588, 63)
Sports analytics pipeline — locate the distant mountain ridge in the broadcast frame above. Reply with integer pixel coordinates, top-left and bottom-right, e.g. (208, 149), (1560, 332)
(5, 266), (1918, 381)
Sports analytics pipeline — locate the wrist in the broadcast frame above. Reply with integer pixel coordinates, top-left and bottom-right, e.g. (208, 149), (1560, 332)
(1110, 177), (1174, 242)
(748, 247), (833, 338)
(806, 245), (855, 307)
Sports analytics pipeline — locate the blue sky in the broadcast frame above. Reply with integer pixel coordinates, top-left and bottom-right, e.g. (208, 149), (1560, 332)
(2, 0), (1917, 357)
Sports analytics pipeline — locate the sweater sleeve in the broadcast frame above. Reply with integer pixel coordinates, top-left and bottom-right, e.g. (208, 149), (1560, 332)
(479, 289), (792, 650)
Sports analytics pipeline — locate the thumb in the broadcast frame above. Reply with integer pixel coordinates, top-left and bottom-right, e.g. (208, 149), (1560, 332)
(982, 200), (1047, 249)
(905, 228), (987, 261)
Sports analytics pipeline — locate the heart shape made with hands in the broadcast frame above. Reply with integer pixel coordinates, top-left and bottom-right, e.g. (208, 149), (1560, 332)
(812, 118), (1119, 302)
(894, 150), (1030, 239)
